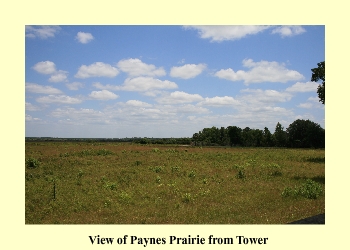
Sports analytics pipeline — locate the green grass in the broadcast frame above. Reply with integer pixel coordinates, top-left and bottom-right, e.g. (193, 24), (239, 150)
(25, 142), (325, 224)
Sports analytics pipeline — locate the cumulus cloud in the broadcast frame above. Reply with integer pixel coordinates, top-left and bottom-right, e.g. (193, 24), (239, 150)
(272, 26), (306, 37)
(285, 81), (319, 92)
(25, 102), (41, 111)
(75, 62), (119, 78)
(239, 88), (293, 104)
(298, 96), (324, 109)
(117, 58), (166, 77)
(215, 59), (304, 84)
(170, 63), (207, 79)
(198, 96), (240, 107)
(36, 95), (82, 104)
(25, 25), (61, 39)
(49, 70), (68, 82)
(66, 82), (84, 90)
(75, 32), (94, 44)
(125, 100), (153, 107)
(25, 83), (63, 94)
(89, 90), (119, 100)
(32, 61), (57, 74)
(115, 77), (178, 92)
(184, 25), (270, 42)
(32, 61), (68, 82)
(156, 91), (203, 104)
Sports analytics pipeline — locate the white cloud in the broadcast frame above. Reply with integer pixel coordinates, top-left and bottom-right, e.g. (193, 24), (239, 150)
(25, 114), (42, 121)
(215, 59), (304, 84)
(184, 25), (270, 42)
(75, 32), (94, 44)
(272, 26), (306, 37)
(116, 77), (178, 92)
(170, 63), (207, 79)
(32, 61), (68, 82)
(298, 96), (324, 109)
(25, 83), (63, 94)
(125, 100), (153, 107)
(25, 102), (41, 111)
(25, 25), (61, 39)
(117, 58), (166, 77)
(32, 61), (57, 74)
(75, 62), (119, 78)
(285, 81), (319, 92)
(156, 91), (203, 104)
(198, 96), (240, 107)
(36, 95), (82, 104)
(48, 70), (68, 82)
(66, 82), (84, 90)
(89, 90), (119, 100)
(240, 88), (293, 104)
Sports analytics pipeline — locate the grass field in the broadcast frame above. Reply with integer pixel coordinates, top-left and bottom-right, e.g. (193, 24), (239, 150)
(25, 141), (325, 224)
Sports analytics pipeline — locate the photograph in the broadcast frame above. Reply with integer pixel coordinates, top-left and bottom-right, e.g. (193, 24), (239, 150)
(25, 25), (325, 224)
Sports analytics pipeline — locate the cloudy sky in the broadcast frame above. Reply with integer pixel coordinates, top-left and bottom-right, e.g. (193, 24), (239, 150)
(25, 25), (325, 138)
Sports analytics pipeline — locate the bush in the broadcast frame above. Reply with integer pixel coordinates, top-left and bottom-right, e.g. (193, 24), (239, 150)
(26, 157), (40, 168)
(282, 179), (323, 199)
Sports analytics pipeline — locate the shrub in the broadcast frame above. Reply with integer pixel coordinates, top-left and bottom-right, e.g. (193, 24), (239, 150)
(298, 179), (323, 199)
(282, 179), (323, 199)
(26, 157), (40, 168)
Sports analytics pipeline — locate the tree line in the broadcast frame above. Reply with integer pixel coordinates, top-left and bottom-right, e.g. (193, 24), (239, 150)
(192, 119), (325, 148)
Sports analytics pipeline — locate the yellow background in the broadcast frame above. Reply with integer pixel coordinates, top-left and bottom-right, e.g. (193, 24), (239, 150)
(2, 1), (347, 249)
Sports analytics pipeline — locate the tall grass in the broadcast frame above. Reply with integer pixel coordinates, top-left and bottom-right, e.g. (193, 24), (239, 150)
(25, 142), (325, 224)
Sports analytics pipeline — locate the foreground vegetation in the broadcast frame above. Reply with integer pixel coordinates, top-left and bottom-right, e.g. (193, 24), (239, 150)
(25, 141), (325, 224)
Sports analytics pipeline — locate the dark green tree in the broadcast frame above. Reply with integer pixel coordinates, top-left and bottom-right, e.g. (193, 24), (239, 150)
(286, 119), (325, 148)
(262, 127), (274, 147)
(274, 122), (287, 147)
(311, 61), (325, 104)
(227, 126), (242, 146)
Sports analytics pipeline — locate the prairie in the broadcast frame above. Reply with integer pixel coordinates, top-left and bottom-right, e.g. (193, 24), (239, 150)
(25, 141), (325, 224)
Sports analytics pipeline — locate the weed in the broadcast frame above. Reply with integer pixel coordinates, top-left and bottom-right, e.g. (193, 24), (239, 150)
(282, 179), (323, 199)
(119, 191), (132, 204)
(267, 163), (282, 176)
(182, 193), (193, 203)
(188, 170), (196, 178)
(135, 160), (142, 166)
(152, 148), (160, 153)
(26, 157), (40, 168)
(171, 166), (180, 173)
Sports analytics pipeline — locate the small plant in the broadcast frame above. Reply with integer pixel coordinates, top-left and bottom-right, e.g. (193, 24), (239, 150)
(282, 179), (323, 199)
(26, 157), (40, 168)
(135, 160), (142, 166)
(156, 176), (161, 183)
(188, 170), (196, 178)
(182, 193), (192, 203)
(267, 163), (282, 176)
(298, 179), (323, 199)
(171, 165), (180, 173)
(119, 191), (131, 204)
(235, 165), (246, 179)
(152, 148), (160, 153)
(154, 166), (163, 173)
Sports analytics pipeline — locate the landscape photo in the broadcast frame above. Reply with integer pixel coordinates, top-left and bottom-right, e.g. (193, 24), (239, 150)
(25, 25), (325, 224)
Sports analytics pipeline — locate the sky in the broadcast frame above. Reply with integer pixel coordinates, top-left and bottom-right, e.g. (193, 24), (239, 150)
(25, 25), (325, 138)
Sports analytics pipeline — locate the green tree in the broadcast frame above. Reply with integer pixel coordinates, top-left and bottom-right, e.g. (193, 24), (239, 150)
(227, 126), (242, 146)
(311, 61), (325, 104)
(262, 127), (274, 147)
(286, 119), (325, 148)
(274, 122), (287, 147)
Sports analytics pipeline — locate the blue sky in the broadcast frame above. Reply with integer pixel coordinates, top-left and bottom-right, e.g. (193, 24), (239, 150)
(25, 25), (325, 138)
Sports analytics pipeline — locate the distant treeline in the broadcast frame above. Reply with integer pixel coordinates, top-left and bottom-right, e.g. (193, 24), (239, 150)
(25, 119), (324, 148)
(192, 119), (325, 148)
(25, 137), (192, 145)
